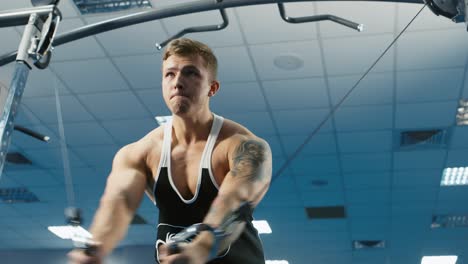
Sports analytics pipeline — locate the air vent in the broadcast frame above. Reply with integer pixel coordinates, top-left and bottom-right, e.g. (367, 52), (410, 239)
(6, 152), (32, 165)
(399, 129), (447, 149)
(353, 240), (386, 250)
(131, 213), (148, 225)
(305, 206), (346, 219)
(431, 214), (468, 228)
(0, 187), (39, 203)
(72, 0), (152, 15)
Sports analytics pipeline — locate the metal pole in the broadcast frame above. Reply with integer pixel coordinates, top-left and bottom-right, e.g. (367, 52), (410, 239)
(0, 5), (54, 28)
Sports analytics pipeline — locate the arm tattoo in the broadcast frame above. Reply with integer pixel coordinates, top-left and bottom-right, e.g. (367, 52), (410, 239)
(230, 139), (267, 181)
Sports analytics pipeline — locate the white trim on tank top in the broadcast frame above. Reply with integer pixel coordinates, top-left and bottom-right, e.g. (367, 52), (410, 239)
(152, 114), (224, 205)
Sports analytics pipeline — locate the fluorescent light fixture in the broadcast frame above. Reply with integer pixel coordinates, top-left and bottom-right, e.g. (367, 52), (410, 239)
(48, 225), (92, 241)
(266, 261), (289, 264)
(421, 255), (458, 264)
(441, 167), (468, 186)
(252, 220), (272, 234)
(155, 116), (172, 126)
(456, 99), (468, 126)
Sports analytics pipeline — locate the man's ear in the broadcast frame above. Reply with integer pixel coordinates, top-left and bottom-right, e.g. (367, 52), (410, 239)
(208, 80), (220, 97)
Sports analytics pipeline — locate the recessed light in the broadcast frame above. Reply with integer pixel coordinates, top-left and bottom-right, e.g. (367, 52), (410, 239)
(440, 167), (468, 186)
(252, 220), (272, 234)
(273, 54), (304, 70)
(155, 115), (172, 126)
(266, 261), (289, 264)
(421, 255), (458, 264)
(48, 225), (92, 242)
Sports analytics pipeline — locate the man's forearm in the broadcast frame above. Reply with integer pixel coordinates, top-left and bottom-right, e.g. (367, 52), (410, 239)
(89, 195), (134, 256)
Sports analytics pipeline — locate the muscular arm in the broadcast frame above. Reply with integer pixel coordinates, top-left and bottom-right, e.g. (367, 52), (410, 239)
(87, 143), (148, 256)
(192, 136), (272, 256)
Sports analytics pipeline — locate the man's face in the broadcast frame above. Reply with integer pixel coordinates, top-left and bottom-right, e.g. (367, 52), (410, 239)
(161, 54), (215, 115)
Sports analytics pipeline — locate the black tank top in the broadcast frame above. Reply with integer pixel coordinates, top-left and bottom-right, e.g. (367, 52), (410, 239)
(152, 114), (265, 264)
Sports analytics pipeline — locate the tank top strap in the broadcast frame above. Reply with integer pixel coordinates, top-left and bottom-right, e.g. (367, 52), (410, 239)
(201, 114), (224, 169)
(160, 117), (173, 167)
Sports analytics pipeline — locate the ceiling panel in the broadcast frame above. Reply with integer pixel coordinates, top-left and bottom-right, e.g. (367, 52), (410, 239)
(113, 53), (162, 90)
(78, 91), (151, 120)
(0, 28), (21, 52)
(392, 169), (442, 187)
(396, 68), (464, 103)
(347, 204), (390, 218)
(322, 34), (395, 76)
(274, 108), (333, 135)
(282, 133), (337, 156)
(72, 145), (118, 168)
(22, 147), (86, 169)
(6, 169), (60, 187)
(23, 69), (70, 98)
(395, 101), (458, 129)
(52, 18), (106, 61)
(263, 78), (329, 110)
(450, 126), (468, 149)
(249, 40), (324, 80)
(235, 2), (317, 44)
(328, 72), (394, 107)
(101, 118), (157, 145)
(397, 28), (468, 70)
(85, 13), (168, 56)
(22, 95), (95, 124)
(291, 155), (340, 175)
(337, 130), (393, 153)
(301, 190), (345, 206)
(213, 46), (257, 82)
(295, 173), (343, 193)
(392, 187), (439, 203)
(347, 188), (390, 204)
(52, 58), (129, 94)
(224, 111), (276, 137)
(48, 122), (115, 147)
(341, 153), (392, 173)
(162, 9), (243, 47)
(211, 82), (267, 114)
(135, 88), (171, 117)
(393, 149), (446, 170)
(445, 149), (468, 167)
(344, 172), (391, 189)
(334, 105), (393, 132)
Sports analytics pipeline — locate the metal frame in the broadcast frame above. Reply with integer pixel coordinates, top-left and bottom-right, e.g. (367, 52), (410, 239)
(0, 0), (423, 67)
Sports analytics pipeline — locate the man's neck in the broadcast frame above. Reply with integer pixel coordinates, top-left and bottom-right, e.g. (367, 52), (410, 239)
(171, 110), (214, 145)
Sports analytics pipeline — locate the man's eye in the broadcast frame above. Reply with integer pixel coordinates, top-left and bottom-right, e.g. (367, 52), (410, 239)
(165, 72), (174, 77)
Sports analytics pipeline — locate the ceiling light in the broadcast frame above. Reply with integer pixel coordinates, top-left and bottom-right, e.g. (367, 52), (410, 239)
(431, 214), (468, 228)
(155, 116), (172, 126)
(266, 261), (289, 264)
(421, 255), (458, 264)
(440, 167), (468, 186)
(273, 54), (304, 70)
(72, 0), (152, 15)
(48, 225), (92, 242)
(456, 99), (468, 126)
(252, 220), (272, 234)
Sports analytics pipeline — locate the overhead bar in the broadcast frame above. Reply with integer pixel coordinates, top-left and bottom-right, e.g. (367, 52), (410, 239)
(0, 5), (55, 28)
(0, 0), (423, 67)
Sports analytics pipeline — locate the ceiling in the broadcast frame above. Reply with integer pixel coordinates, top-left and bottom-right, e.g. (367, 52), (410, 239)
(0, 0), (468, 263)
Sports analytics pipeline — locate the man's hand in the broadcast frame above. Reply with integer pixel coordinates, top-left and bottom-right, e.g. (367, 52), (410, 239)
(67, 243), (103, 264)
(158, 240), (211, 264)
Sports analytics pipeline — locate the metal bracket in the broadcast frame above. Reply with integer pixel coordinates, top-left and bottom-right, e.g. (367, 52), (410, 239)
(156, 8), (229, 50)
(277, 3), (363, 32)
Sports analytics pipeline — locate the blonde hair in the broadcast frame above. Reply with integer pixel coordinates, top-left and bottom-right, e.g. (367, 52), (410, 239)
(163, 38), (218, 80)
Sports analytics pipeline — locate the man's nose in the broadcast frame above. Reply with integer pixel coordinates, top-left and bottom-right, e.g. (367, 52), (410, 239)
(172, 73), (184, 89)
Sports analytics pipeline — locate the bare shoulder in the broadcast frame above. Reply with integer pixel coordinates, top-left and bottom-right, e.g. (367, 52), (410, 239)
(219, 118), (270, 153)
(113, 125), (164, 170)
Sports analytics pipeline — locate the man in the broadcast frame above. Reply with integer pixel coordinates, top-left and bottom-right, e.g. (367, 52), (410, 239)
(68, 38), (272, 264)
